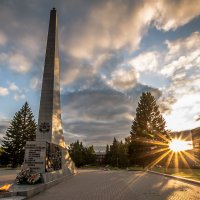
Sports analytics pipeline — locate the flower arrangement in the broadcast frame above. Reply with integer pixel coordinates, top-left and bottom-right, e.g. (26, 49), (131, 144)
(16, 168), (42, 184)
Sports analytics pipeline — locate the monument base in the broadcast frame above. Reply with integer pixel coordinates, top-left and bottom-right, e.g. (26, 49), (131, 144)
(9, 170), (75, 199)
(42, 169), (70, 182)
(22, 141), (76, 183)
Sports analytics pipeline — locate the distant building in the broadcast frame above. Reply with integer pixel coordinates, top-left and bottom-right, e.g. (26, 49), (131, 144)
(191, 127), (200, 165)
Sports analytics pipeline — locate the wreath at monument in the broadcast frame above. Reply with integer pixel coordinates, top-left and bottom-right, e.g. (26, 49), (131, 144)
(16, 168), (42, 184)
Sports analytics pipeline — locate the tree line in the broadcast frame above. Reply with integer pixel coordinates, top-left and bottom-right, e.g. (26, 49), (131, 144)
(0, 91), (170, 168)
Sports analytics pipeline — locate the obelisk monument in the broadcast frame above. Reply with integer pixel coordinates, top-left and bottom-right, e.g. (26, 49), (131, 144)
(23, 8), (76, 182)
(36, 8), (65, 147)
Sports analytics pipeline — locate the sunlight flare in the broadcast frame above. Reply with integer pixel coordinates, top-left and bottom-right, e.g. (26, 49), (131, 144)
(168, 139), (193, 152)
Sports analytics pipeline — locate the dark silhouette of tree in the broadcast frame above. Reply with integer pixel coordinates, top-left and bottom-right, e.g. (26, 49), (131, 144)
(129, 92), (169, 168)
(105, 138), (128, 168)
(131, 92), (167, 140)
(1, 102), (37, 167)
(0, 147), (9, 166)
(68, 140), (95, 167)
(105, 144), (110, 164)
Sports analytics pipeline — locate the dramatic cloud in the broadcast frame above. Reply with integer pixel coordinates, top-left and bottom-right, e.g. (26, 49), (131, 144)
(0, 87), (9, 96)
(0, 52), (32, 73)
(154, 0), (200, 31)
(129, 52), (160, 73)
(0, 0), (200, 145)
(61, 77), (161, 145)
(105, 68), (138, 90)
(162, 32), (200, 74)
(61, 0), (200, 60)
(62, 0), (153, 59)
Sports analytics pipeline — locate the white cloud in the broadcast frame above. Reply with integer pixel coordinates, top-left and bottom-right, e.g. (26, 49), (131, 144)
(129, 52), (159, 73)
(127, 31), (200, 131)
(105, 68), (138, 90)
(60, 0), (200, 60)
(0, 52), (32, 74)
(61, 1), (156, 59)
(165, 32), (200, 62)
(9, 53), (31, 73)
(154, 0), (200, 31)
(8, 82), (19, 91)
(0, 87), (9, 96)
(161, 32), (200, 76)
(14, 94), (25, 101)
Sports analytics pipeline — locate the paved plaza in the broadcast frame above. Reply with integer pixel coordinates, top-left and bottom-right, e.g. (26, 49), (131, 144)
(27, 169), (200, 200)
(0, 169), (20, 187)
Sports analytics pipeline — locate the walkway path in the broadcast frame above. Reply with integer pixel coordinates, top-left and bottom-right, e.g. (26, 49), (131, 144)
(29, 169), (200, 200)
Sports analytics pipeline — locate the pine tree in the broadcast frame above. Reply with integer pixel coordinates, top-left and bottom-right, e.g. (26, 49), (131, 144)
(109, 137), (119, 167)
(129, 92), (169, 168)
(130, 92), (167, 141)
(105, 144), (110, 164)
(107, 138), (129, 168)
(2, 102), (37, 167)
(68, 140), (96, 167)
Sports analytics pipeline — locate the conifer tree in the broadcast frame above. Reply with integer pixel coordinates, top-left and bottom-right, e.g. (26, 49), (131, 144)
(68, 140), (95, 167)
(130, 92), (167, 141)
(105, 144), (110, 164)
(2, 102), (37, 167)
(107, 138), (128, 168)
(128, 92), (169, 167)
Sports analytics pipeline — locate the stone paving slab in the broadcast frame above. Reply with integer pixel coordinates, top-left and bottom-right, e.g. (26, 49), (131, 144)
(0, 169), (20, 187)
(29, 169), (200, 200)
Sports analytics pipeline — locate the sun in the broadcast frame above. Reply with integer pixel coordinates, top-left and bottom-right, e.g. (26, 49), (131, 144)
(168, 139), (193, 152)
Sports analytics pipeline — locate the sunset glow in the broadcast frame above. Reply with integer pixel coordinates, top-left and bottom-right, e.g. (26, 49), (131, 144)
(168, 139), (193, 152)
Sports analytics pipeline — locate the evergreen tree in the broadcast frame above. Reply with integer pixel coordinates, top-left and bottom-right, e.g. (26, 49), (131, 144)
(129, 92), (168, 167)
(0, 147), (9, 166)
(105, 144), (110, 164)
(131, 92), (167, 140)
(109, 137), (119, 167)
(68, 140), (95, 167)
(106, 138), (129, 168)
(1, 102), (37, 167)
(68, 141), (84, 167)
(118, 141), (129, 168)
(84, 145), (96, 164)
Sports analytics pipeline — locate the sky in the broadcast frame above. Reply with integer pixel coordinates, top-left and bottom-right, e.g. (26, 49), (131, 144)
(0, 0), (200, 147)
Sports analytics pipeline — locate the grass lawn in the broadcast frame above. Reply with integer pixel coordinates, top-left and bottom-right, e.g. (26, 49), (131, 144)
(151, 167), (200, 181)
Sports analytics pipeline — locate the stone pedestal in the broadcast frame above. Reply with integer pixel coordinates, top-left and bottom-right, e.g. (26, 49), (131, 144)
(23, 141), (76, 182)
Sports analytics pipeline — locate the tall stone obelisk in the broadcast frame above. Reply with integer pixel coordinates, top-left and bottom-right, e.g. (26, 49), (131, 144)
(36, 8), (65, 147)
(23, 8), (76, 182)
